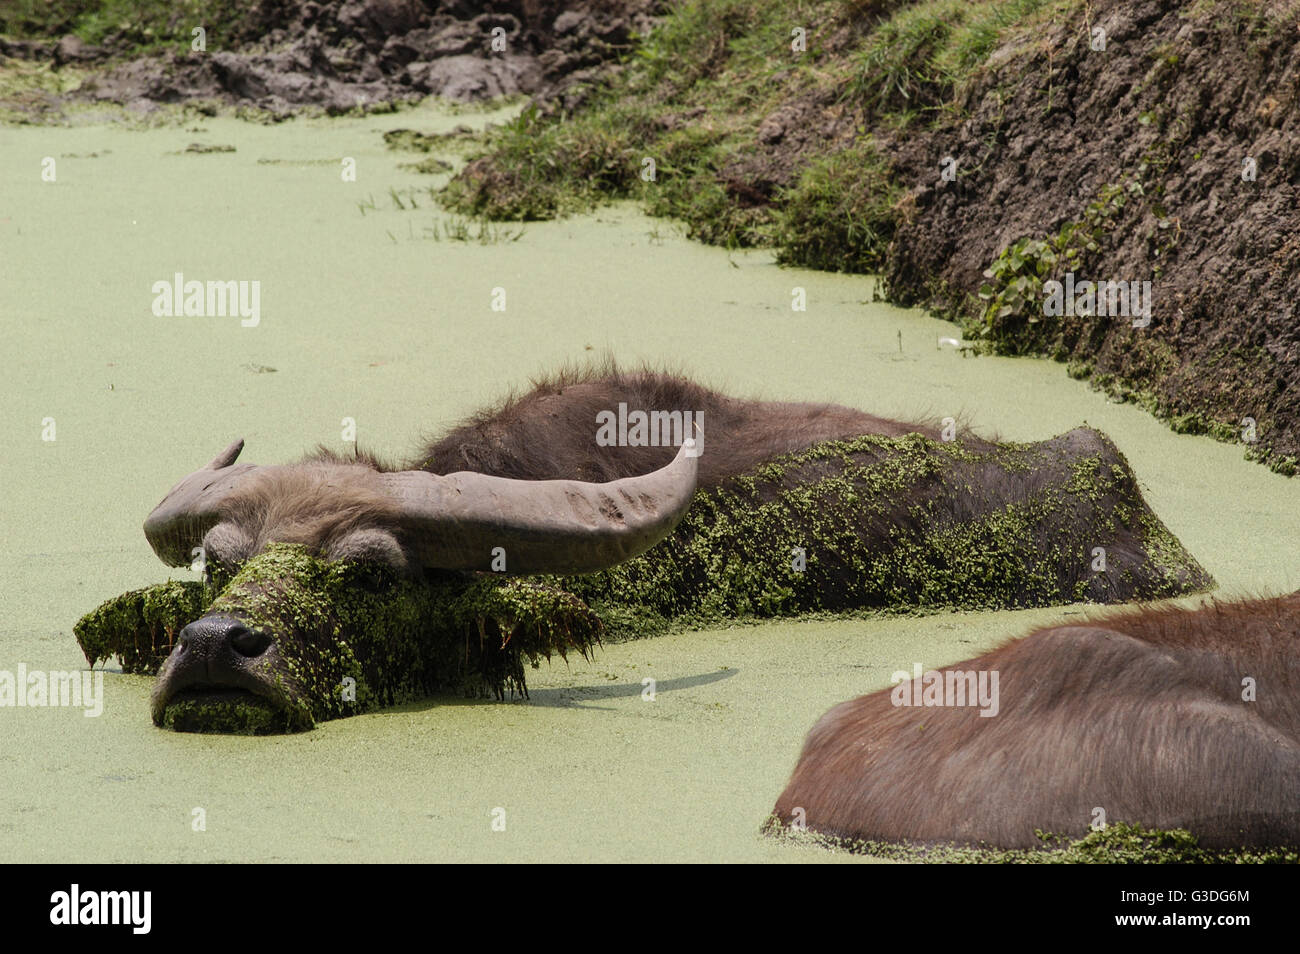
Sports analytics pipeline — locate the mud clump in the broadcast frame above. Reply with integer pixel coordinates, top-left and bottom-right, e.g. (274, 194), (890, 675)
(0, 0), (663, 118)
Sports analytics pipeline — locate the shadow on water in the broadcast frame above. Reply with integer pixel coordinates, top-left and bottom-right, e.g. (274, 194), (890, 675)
(376, 668), (739, 716)
(526, 668), (738, 709)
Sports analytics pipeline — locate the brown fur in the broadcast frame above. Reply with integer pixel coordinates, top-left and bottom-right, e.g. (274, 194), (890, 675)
(412, 360), (958, 486)
(773, 592), (1300, 849)
(202, 363), (1201, 611)
(202, 363), (954, 571)
(213, 463), (402, 567)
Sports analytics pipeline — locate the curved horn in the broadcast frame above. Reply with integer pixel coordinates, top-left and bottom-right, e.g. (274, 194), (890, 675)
(143, 439), (260, 566)
(381, 438), (701, 574)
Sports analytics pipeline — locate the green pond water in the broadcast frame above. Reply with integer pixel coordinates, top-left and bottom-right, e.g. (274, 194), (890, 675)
(1, 101), (1297, 862)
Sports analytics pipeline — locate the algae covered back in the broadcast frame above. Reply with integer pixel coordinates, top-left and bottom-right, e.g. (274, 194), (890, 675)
(562, 430), (1214, 638)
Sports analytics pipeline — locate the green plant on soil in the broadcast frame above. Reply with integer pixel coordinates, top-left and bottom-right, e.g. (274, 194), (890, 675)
(439, 0), (1078, 258)
(972, 181), (1132, 354)
(970, 110), (1294, 475)
(974, 235), (1073, 355)
(845, 0), (1066, 119)
(847, 3), (1007, 112)
(441, 102), (642, 220)
(0, 59), (91, 124)
(771, 140), (901, 273)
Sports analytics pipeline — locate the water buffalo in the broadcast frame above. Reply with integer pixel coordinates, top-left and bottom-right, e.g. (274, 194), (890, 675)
(75, 364), (1211, 732)
(771, 591), (1300, 850)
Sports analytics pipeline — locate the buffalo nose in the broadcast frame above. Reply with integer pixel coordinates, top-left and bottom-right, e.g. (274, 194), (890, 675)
(177, 616), (271, 659)
(229, 624), (272, 658)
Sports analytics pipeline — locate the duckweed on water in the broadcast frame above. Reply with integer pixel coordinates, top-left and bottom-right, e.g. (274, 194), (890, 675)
(160, 693), (294, 735)
(761, 819), (1300, 864)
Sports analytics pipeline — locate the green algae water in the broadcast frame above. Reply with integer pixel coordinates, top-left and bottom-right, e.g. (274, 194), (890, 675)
(2, 101), (1298, 862)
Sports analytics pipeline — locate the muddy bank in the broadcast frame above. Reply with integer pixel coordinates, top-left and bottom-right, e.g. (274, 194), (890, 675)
(6, 2), (1296, 467)
(434, 0), (1300, 475)
(0, 0), (660, 117)
(883, 0), (1300, 477)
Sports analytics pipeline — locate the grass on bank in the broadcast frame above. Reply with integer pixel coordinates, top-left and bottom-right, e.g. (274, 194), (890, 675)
(1, 0), (257, 52)
(848, 0), (1059, 116)
(441, 0), (1076, 264)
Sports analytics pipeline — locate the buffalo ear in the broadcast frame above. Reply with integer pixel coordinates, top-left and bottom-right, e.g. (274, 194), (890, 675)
(326, 529), (415, 578)
(201, 522), (256, 573)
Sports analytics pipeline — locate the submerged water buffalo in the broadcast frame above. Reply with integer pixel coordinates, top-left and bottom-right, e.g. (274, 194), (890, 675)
(771, 591), (1300, 850)
(75, 365), (1211, 733)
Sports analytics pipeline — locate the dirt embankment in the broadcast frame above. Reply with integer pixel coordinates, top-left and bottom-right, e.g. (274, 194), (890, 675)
(6, 0), (1297, 473)
(0, 0), (661, 116)
(883, 0), (1300, 475)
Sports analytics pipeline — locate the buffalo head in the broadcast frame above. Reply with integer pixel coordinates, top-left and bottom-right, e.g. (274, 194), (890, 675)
(139, 437), (700, 732)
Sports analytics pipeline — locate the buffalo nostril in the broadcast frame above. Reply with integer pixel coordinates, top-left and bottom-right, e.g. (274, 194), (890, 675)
(177, 621), (201, 650)
(229, 625), (271, 658)
(174, 616), (270, 660)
